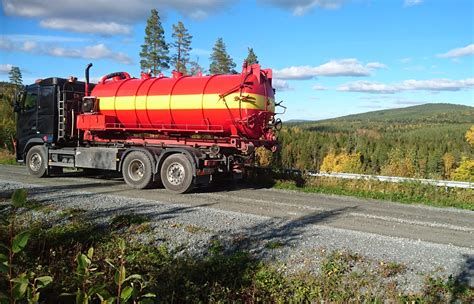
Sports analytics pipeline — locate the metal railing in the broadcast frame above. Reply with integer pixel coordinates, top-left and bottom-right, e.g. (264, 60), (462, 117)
(305, 171), (474, 189)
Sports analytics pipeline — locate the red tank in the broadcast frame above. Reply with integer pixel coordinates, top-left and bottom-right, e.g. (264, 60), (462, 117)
(77, 64), (276, 141)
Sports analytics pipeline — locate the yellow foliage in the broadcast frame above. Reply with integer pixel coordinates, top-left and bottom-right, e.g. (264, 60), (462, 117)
(320, 152), (337, 172)
(381, 147), (417, 177)
(466, 125), (474, 146)
(255, 146), (273, 167)
(442, 152), (456, 179)
(320, 151), (362, 173)
(451, 157), (474, 182)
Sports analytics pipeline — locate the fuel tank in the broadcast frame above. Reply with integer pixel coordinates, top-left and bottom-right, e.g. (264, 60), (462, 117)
(78, 64), (275, 139)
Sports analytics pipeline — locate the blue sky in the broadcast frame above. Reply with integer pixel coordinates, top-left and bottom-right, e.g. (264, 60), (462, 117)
(1, 0), (473, 120)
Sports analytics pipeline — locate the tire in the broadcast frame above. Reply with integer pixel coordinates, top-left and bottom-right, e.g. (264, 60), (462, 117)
(122, 151), (154, 189)
(26, 146), (48, 178)
(160, 154), (194, 194)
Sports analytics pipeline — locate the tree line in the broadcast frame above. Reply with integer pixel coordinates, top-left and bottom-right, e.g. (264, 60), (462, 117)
(266, 120), (474, 182)
(139, 9), (259, 76)
(0, 68), (23, 150)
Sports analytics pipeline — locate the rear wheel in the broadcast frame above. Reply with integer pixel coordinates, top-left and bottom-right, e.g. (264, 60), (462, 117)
(122, 151), (154, 189)
(26, 146), (48, 178)
(160, 154), (194, 194)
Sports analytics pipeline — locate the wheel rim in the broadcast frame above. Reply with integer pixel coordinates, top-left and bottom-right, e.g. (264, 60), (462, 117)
(167, 162), (185, 186)
(128, 159), (145, 182)
(29, 153), (42, 172)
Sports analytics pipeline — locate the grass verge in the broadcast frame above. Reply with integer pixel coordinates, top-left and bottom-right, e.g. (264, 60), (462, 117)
(274, 177), (474, 210)
(246, 170), (474, 210)
(0, 149), (16, 165)
(1, 191), (473, 303)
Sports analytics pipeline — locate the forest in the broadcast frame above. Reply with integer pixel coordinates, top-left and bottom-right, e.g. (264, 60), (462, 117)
(266, 103), (474, 181)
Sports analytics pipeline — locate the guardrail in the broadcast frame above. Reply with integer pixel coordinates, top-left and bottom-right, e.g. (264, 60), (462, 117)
(305, 172), (474, 189)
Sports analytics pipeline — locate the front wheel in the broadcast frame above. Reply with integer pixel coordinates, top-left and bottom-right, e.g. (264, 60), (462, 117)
(26, 146), (48, 177)
(122, 151), (154, 189)
(160, 154), (194, 194)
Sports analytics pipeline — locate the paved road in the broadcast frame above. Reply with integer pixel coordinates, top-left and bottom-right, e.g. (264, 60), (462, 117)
(1, 164), (472, 248)
(1, 164), (473, 290)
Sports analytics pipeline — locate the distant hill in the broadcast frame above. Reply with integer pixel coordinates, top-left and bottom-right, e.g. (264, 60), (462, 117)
(321, 103), (474, 124)
(276, 103), (473, 180)
(284, 119), (314, 123)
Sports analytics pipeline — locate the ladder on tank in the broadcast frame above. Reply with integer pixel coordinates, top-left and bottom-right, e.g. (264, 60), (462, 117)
(57, 89), (65, 141)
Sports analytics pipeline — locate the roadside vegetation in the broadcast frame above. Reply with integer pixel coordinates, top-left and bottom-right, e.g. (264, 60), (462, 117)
(253, 104), (474, 210)
(271, 104), (474, 182)
(246, 169), (474, 210)
(0, 150), (15, 165)
(0, 82), (17, 161)
(1, 189), (473, 303)
(276, 176), (474, 210)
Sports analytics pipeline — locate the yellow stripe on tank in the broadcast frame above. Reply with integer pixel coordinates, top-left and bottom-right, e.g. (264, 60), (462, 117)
(98, 93), (274, 111)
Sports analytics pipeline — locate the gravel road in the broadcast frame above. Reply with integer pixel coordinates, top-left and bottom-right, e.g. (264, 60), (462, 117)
(0, 164), (473, 292)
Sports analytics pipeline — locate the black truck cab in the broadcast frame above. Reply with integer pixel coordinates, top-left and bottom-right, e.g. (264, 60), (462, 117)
(15, 78), (88, 162)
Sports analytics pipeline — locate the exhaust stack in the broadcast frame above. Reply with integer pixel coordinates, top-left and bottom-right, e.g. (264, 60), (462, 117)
(85, 63), (93, 97)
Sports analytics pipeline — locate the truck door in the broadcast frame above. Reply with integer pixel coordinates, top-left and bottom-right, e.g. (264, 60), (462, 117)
(37, 85), (56, 137)
(16, 84), (39, 160)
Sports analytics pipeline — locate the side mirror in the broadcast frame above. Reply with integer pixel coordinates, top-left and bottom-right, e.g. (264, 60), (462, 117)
(14, 89), (26, 113)
(14, 102), (21, 113)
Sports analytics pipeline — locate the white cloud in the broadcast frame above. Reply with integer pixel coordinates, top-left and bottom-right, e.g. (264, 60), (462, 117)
(338, 81), (398, 94)
(273, 79), (293, 91)
(40, 19), (131, 35)
(274, 59), (386, 80)
(366, 62), (387, 69)
(437, 44), (474, 58)
(0, 64), (13, 74)
(259, 0), (345, 15)
(2, 0), (229, 35)
(21, 41), (37, 51)
(0, 36), (132, 64)
(274, 66), (319, 80)
(0, 37), (13, 50)
(338, 78), (474, 93)
(404, 0), (423, 7)
(3, 34), (86, 43)
(312, 84), (327, 90)
(401, 79), (474, 91)
(48, 44), (133, 64)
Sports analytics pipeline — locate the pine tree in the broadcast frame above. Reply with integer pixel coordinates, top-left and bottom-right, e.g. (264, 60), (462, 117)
(171, 21), (192, 74)
(209, 38), (236, 74)
(9, 66), (22, 87)
(140, 9), (169, 76)
(245, 47), (258, 65)
(189, 57), (205, 76)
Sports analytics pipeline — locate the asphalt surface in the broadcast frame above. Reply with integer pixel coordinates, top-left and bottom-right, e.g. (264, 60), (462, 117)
(1, 164), (473, 291)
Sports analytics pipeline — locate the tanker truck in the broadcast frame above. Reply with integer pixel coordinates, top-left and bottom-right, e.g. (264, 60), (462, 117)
(14, 63), (282, 193)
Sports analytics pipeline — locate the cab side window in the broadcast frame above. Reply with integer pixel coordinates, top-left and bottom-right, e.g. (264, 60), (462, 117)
(24, 86), (38, 111)
(39, 86), (54, 112)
